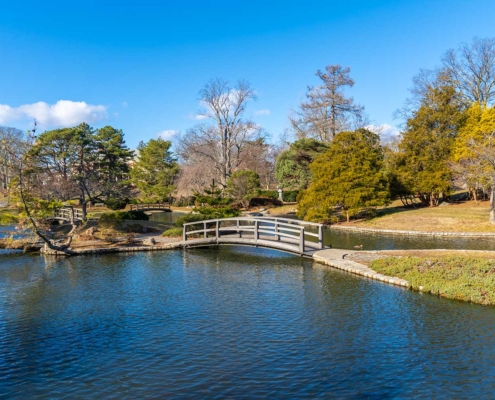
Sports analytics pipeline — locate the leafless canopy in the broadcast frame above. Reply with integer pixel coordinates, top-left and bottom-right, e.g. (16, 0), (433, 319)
(443, 37), (495, 106)
(0, 126), (28, 194)
(177, 78), (263, 188)
(290, 65), (365, 142)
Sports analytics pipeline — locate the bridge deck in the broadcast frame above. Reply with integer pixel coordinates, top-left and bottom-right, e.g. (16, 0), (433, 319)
(182, 217), (326, 256)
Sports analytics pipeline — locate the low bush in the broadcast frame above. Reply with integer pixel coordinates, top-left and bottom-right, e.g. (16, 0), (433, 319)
(162, 227), (183, 237)
(249, 197), (282, 207)
(105, 197), (128, 210)
(0, 213), (19, 225)
(259, 190), (278, 200)
(174, 213), (209, 228)
(283, 190), (300, 202)
(99, 211), (149, 226)
(193, 206), (240, 219)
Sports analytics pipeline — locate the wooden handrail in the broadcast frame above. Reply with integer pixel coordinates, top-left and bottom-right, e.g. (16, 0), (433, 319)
(129, 203), (171, 211)
(183, 216), (325, 253)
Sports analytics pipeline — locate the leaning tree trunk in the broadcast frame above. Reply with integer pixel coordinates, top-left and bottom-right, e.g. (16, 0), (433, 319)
(490, 182), (495, 225)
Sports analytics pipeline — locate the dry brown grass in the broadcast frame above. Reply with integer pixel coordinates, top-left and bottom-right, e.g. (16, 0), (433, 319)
(266, 205), (298, 216)
(345, 201), (495, 233)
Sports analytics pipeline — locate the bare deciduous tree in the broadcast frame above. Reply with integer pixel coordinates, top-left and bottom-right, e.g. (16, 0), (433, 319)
(0, 126), (28, 197)
(177, 78), (262, 188)
(290, 65), (365, 142)
(443, 37), (495, 106)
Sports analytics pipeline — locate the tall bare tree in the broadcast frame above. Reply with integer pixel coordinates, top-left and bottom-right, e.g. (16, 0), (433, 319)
(177, 78), (262, 187)
(0, 126), (28, 196)
(290, 65), (365, 142)
(443, 37), (495, 106)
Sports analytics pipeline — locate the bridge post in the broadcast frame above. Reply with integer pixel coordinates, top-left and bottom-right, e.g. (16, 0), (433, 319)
(203, 222), (207, 239)
(275, 222), (280, 241)
(299, 227), (305, 254)
(237, 219), (242, 238)
(216, 220), (220, 241)
(318, 225), (324, 249)
(255, 220), (259, 243)
(183, 226), (187, 242)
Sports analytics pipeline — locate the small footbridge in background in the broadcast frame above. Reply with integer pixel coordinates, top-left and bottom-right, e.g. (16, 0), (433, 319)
(47, 207), (85, 223)
(182, 216), (326, 257)
(130, 203), (171, 212)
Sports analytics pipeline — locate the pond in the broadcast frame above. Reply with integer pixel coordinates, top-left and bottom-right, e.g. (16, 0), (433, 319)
(148, 210), (186, 225)
(1, 246), (495, 398)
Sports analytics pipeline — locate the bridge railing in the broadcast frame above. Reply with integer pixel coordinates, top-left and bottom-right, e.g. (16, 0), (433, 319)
(183, 217), (324, 254)
(129, 203), (171, 211)
(53, 207), (84, 221)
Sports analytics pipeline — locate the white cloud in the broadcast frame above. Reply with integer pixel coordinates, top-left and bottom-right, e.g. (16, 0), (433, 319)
(121, 101), (128, 107)
(0, 100), (108, 126)
(254, 109), (270, 116)
(157, 130), (178, 140)
(194, 114), (209, 120)
(366, 123), (400, 141)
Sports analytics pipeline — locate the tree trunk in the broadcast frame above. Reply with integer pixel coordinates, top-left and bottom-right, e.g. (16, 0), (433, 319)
(82, 200), (88, 221)
(346, 211), (350, 223)
(490, 184), (495, 224)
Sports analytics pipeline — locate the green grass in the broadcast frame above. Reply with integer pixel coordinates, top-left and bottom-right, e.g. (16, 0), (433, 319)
(162, 227), (183, 237)
(371, 256), (495, 305)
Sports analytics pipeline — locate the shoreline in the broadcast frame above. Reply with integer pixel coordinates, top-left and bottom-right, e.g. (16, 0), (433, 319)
(12, 238), (495, 306)
(327, 224), (495, 237)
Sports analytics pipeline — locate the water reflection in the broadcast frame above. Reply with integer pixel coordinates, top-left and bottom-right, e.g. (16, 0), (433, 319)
(1, 247), (495, 397)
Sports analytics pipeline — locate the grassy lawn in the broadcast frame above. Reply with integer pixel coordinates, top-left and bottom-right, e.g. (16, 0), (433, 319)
(350, 201), (495, 232)
(268, 200), (495, 233)
(371, 255), (495, 305)
(266, 204), (297, 216)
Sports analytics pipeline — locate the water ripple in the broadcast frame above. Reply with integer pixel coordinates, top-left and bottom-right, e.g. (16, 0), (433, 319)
(1, 246), (495, 398)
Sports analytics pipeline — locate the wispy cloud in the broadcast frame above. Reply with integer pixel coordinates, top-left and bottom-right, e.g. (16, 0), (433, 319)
(121, 101), (128, 107)
(194, 114), (209, 120)
(157, 130), (178, 140)
(254, 109), (270, 116)
(0, 100), (108, 127)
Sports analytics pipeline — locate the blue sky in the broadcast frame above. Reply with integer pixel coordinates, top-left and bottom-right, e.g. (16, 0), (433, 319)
(1, 0), (494, 149)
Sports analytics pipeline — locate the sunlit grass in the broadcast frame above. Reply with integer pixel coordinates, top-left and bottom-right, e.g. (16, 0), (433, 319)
(372, 256), (495, 305)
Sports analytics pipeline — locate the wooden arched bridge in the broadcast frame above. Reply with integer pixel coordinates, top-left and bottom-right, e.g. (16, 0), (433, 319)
(182, 216), (326, 256)
(130, 203), (171, 212)
(48, 208), (84, 222)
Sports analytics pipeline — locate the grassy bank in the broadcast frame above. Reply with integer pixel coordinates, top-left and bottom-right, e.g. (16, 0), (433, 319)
(371, 256), (495, 305)
(349, 201), (495, 233)
(268, 199), (495, 233)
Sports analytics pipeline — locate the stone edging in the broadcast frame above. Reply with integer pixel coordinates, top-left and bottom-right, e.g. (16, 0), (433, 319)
(41, 242), (184, 255)
(312, 253), (410, 288)
(329, 225), (495, 237)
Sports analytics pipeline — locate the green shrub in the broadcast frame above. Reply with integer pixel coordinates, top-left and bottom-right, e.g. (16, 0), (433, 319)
(174, 213), (209, 228)
(162, 227), (184, 237)
(282, 190), (300, 202)
(193, 206), (240, 219)
(99, 211), (149, 226)
(249, 197), (282, 207)
(226, 169), (261, 207)
(0, 213), (19, 225)
(105, 197), (128, 210)
(259, 190), (278, 200)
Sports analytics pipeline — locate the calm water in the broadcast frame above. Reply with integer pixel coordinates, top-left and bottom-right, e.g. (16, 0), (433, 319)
(147, 211), (495, 251)
(1, 246), (495, 398)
